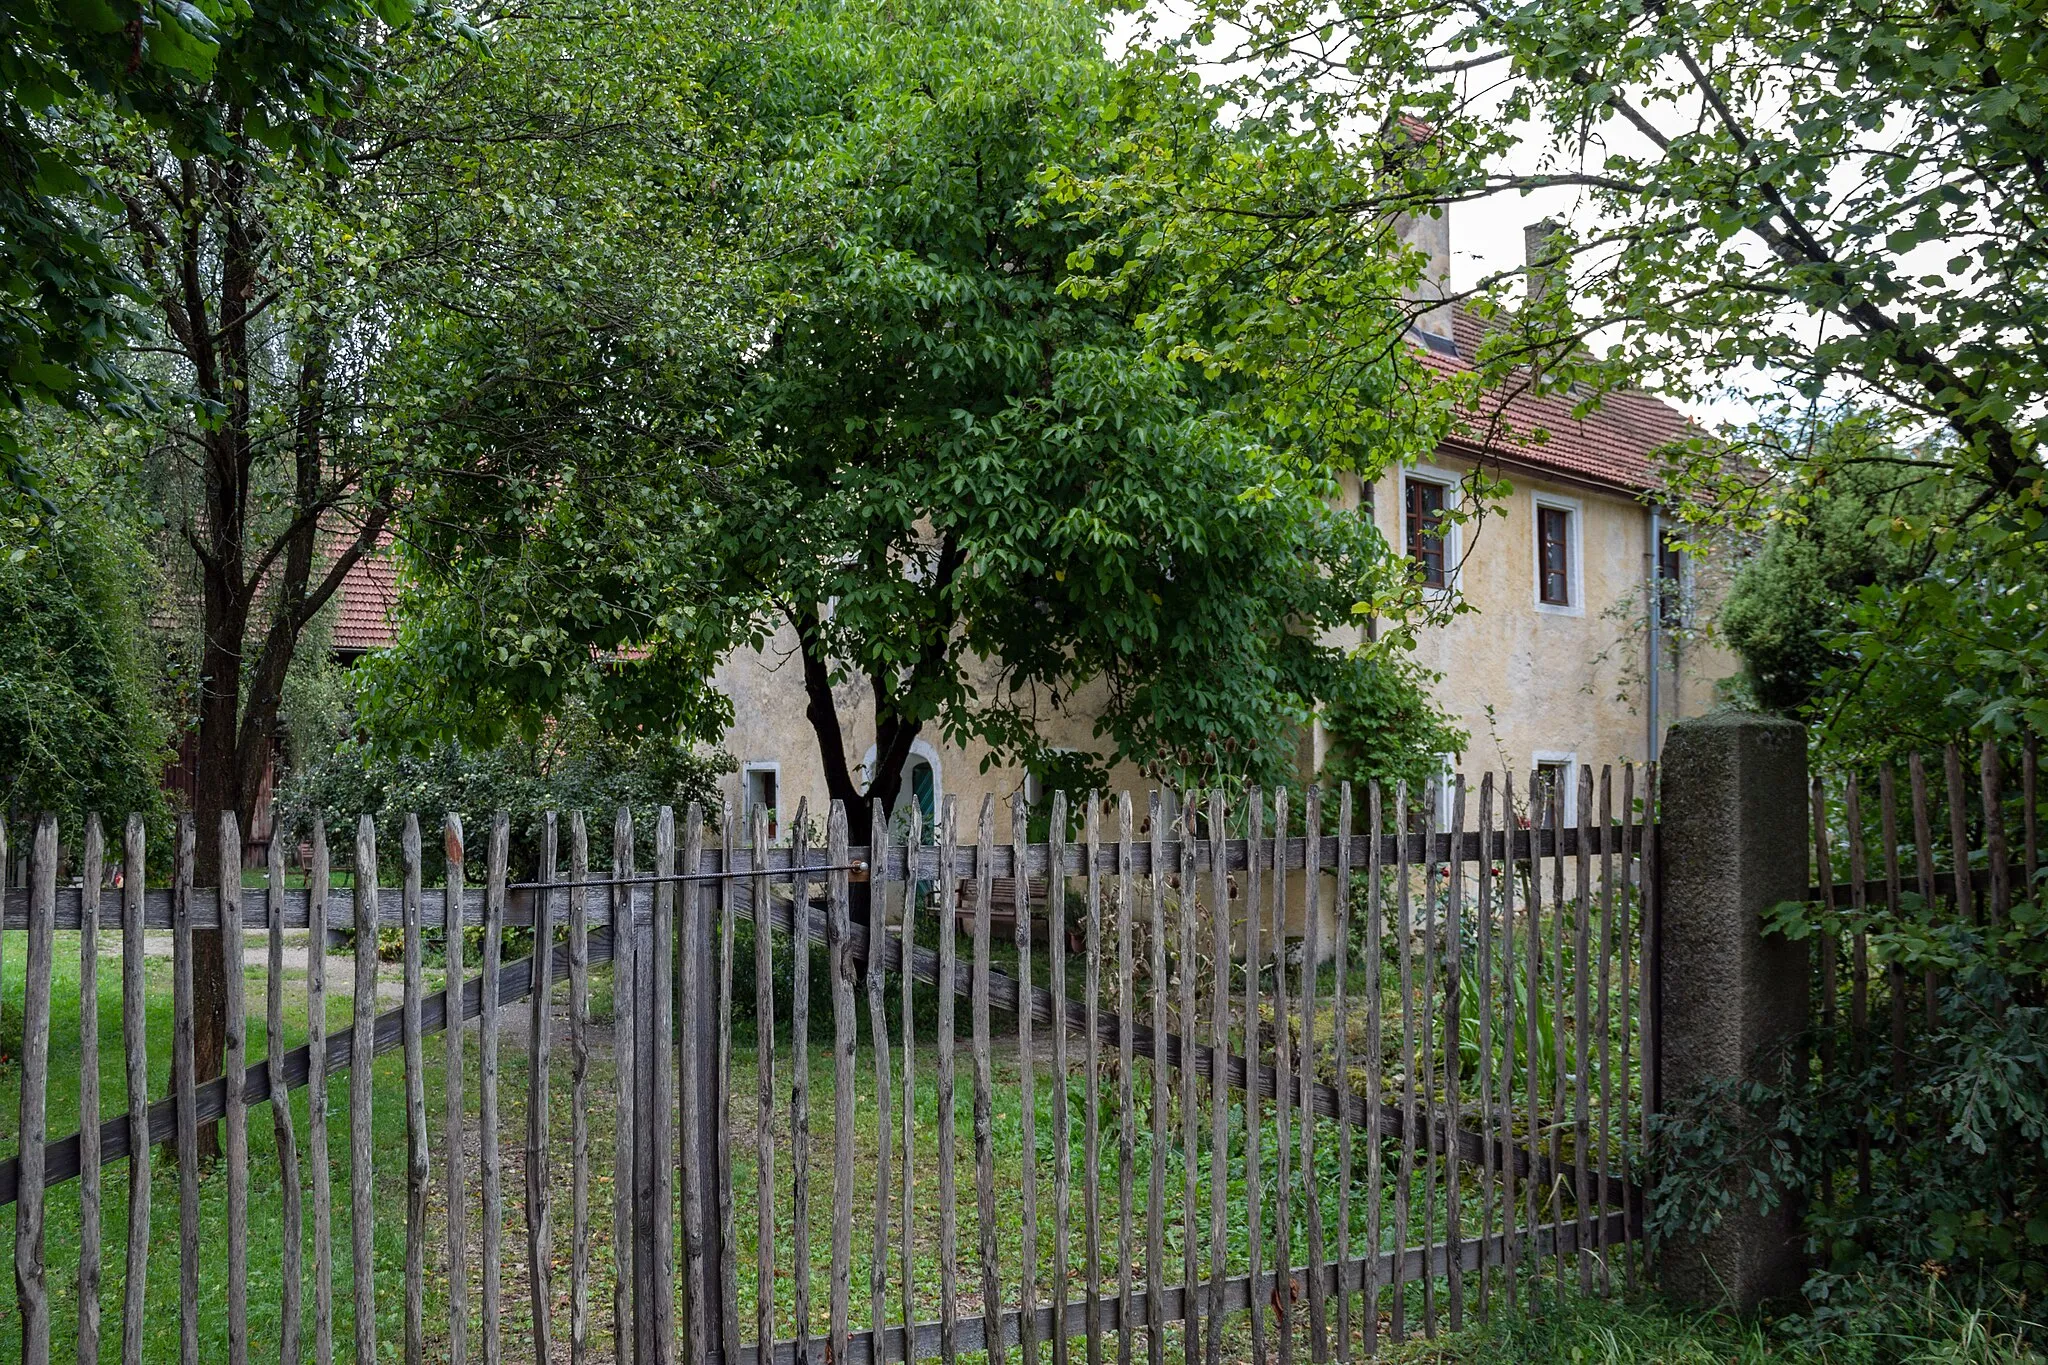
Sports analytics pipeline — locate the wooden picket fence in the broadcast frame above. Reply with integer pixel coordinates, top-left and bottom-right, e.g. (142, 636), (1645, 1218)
(1803, 740), (2041, 1207)
(0, 768), (1658, 1365)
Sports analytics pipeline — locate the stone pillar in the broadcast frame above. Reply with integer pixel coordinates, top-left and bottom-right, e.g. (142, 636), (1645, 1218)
(1655, 712), (1810, 1310)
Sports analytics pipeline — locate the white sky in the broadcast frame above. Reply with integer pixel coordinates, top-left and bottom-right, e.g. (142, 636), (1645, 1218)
(1101, 9), (1779, 432)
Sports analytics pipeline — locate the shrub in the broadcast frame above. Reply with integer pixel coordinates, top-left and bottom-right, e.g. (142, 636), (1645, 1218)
(1648, 893), (2048, 1344)
(277, 692), (732, 882)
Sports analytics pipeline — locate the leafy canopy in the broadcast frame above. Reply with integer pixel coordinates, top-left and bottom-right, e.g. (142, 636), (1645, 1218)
(371, 0), (1461, 821)
(1168, 0), (2046, 499)
(1150, 0), (2048, 766)
(0, 416), (169, 828)
(355, 0), (777, 755)
(2, 0), (416, 479)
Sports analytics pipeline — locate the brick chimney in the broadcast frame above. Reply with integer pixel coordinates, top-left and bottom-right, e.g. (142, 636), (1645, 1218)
(1524, 217), (1565, 306)
(1396, 205), (1455, 352)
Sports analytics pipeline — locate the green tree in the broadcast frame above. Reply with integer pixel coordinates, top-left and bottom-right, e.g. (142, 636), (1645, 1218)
(30, 0), (448, 1113)
(1, 0), (415, 480)
(1707, 408), (2048, 764)
(350, 0), (778, 758)
(0, 418), (169, 830)
(1718, 418), (1951, 716)
(371, 0), (1462, 847)
(1158, 0), (2045, 508)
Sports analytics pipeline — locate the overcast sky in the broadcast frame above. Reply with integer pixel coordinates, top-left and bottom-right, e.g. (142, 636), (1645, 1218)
(1101, 9), (1776, 432)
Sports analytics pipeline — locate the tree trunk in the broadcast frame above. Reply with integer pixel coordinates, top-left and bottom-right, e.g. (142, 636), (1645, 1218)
(791, 609), (932, 923)
(190, 574), (245, 1161)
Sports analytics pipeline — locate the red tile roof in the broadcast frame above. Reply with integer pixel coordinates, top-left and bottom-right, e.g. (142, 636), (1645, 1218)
(1421, 308), (1691, 494)
(331, 543), (397, 652)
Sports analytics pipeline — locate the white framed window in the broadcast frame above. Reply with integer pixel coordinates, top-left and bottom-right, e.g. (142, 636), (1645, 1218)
(1531, 491), (1584, 615)
(741, 762), (781, 843)
(1400, 463), (1465, 596)
(1529, 751), (1579, 826)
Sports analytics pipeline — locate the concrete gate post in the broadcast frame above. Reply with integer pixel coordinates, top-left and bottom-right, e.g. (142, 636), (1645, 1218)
(1654, 712), (1810, 1310)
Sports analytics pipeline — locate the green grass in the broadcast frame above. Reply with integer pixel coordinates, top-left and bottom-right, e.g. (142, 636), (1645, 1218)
(0, 928), (626, 1360)
(0, 904), (2015, 1365)
(0, 928), (1560, 1363)
(1374, 1280), (2047, 1364)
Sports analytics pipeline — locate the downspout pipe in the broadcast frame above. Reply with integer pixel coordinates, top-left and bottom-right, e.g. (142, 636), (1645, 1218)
(1648, 505), (1662, 762)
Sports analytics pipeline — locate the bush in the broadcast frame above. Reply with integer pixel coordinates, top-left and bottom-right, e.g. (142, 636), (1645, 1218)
(1319, 653), (1468, 798)
(277, 692), (732, 882)
(1380, 1277), (2046, 1364)
(0, 448), (170, 835)
(1647, 893), (2048, 1346)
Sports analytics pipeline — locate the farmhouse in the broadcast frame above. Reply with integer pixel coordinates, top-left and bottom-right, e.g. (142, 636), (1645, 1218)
(713, 216), (1737, 837)
(309, 216), (1734, 845)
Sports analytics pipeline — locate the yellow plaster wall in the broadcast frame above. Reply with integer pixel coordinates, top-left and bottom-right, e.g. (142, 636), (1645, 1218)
(1352, 454), (1737, 799)
(711, 456), (1738, 841)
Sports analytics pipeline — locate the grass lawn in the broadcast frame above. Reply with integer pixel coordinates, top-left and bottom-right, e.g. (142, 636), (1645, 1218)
(0, 907), (1639, 1364)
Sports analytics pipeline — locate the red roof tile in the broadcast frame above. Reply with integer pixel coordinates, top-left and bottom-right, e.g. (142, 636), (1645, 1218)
(331, 541), (398, 653)
(1421, 308), (1691, 493)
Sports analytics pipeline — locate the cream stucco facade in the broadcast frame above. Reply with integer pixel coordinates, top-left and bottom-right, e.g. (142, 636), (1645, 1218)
(711, 448), (1736, 841)
(1338, 452), (1736, 816)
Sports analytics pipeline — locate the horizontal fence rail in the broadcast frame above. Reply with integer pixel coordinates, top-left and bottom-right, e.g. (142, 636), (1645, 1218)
(734, 1212), (1633, 1365)
(0, 771), (1654, 1365)
(0, 827), (1642, 930)
(0, 932), (610, 1208)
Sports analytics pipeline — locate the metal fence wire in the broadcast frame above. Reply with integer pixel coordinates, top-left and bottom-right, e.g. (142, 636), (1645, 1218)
(0, 771), (1657, 1364)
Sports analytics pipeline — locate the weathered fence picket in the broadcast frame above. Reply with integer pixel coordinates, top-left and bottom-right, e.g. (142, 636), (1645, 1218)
(445, 815), (470, 1365)
(21, 815), (53, 1365)
(1049, 792), (1074, 1365)
(867, 798), (896, 1365)
(973, 800), (1004, 1365)
(1203, 788), (1230, 1365)
(1390, 782), (1414, 1344)
(571, 813), (594, 1364)
(1443, 778), (1465, 1334)
(1015, 791), (1043, 1365)
(612, 809), (636, 1365)
(1270, 787), (1296, 1364)
(1114, 794), (1135, 1365)
(1144, 793), (1167, 1365)
(402, 815), (428, 1365)
(1241, 793), (1265, 1365)
(351, 816), (379, 1365)
(1362, 783), (1385, 1355)
(78, 816), (102, 1365)
(120, 813), (149, 1365)
(174, 815), (198, 1365)
(1083, 796), (1104, 1365)
(0, 776), (1661, 1365)
(267, 830), (301, 1358)
(529, 814), (557, 1364)
(482, 813), (509, 1365)
(835, 802), (861, 1365)
(899, 803), (920, 1365)
(308, 822), (335, 1365)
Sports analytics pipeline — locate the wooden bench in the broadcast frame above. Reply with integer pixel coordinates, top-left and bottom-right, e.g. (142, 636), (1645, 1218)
(950, 876), (1074, 948)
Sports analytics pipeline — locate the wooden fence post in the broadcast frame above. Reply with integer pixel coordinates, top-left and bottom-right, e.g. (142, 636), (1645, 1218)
(1655, 714), (1809, 1311)
(635, 806), (729, 1365)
